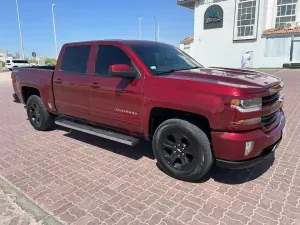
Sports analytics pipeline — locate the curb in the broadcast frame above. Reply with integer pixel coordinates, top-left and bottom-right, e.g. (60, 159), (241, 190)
(0, 176), (64, 225)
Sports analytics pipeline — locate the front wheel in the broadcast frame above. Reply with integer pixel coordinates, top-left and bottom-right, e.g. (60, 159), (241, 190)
(152, 119), (213, 181)
(26, 95), (54, 131)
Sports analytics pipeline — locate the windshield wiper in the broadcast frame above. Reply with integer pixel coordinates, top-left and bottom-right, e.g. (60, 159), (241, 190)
(155, 66), (202, 75)
(155, 69), (177, 75)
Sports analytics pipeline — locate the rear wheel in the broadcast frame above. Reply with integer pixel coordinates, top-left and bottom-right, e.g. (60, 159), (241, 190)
(152, 119), (213, 181)
(26, 95), (54, 131)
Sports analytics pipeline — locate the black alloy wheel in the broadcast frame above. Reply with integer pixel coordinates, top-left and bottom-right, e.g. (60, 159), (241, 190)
(29, 103), (42, 126)
(152, 119), (213, 181)
(161, 132), (197, 171)
(26, 95), (55, 131)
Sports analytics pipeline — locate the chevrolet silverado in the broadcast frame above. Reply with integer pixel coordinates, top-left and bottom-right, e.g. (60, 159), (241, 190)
(11, 40), (285, 181)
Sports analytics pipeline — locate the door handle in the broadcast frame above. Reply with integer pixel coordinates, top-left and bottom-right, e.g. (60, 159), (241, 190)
(89, 83), (100, 88)
(54, 78), (63, 83)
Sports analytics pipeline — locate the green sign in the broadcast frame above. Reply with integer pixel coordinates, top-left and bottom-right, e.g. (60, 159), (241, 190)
(204, 5), (223, 30)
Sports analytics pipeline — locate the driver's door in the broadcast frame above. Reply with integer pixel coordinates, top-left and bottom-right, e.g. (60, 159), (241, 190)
(88, 44), (143, 133)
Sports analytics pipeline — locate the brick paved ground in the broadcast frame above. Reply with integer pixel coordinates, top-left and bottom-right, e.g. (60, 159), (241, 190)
(0, 70), (299, 225)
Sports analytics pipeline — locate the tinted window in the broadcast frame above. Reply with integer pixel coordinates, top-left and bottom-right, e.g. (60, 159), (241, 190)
(129, 43), (202, 75)
(95, 45), (131, 76)
(12, 60), (29, 63)
(61, 45), (91, 74)
(6, 60), (10, 63)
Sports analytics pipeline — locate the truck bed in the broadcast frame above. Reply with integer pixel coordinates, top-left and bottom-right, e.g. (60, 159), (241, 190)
(29, 65), (56, 70)
(11, 67), (55, 109)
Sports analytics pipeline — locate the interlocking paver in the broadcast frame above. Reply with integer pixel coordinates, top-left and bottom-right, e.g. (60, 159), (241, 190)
(114, 215), (134, 225)
(0, 70), (300, 224)
(193, 212), (218, 224)
(72, 213), (95, 225)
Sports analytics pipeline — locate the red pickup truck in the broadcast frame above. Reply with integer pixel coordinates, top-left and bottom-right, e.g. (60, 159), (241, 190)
(11, 40), (285, 181)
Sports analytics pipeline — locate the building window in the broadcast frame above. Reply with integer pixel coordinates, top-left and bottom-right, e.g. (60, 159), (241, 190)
(234, 0), (259, 40)
(276, 0), (297, 29)
(184, 44), (190, 50)
(264, 37), (291, 57)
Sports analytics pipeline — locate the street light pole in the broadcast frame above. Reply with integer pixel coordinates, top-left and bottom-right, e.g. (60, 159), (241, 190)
(157, 24), (160, 42)
(52, 4), (58, 59)
(138, 18), (142, 40)
(15, 0), (25, 59)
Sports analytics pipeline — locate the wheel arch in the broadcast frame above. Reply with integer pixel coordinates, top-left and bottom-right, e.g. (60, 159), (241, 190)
(22, 86), (41, 104)
(148, 107), (211, 141)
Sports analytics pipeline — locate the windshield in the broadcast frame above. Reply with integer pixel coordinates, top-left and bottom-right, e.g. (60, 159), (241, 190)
(129, 43), (203, 75)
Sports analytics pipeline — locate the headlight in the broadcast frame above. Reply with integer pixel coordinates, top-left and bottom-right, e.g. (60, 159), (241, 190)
(231, 98), (262, 112)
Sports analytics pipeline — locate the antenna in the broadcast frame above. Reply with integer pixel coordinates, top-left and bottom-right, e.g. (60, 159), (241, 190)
(154, 15), (158, 42)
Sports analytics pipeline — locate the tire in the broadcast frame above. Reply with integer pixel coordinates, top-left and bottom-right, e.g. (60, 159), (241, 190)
(26, 95), (54, 131)
(152, 119), (213, 181)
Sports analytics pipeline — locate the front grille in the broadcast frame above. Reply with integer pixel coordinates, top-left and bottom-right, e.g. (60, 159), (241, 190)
(261, 111), (278, 127)
(262, 92), (280, 106)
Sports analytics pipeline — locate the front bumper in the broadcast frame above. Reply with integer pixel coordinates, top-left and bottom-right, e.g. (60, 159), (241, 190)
(216, 138), (281, 169)
(211, 110), (285, 168)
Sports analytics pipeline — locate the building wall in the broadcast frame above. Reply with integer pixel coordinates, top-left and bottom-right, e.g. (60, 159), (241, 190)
(0, 52), (5, 63)
(189, 0), (298, 68)
(180, 43), (191, 55)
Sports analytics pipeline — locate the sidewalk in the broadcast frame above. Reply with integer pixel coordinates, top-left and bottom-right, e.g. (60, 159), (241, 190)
(0, 71), (11, 82)
(0, 177), (63, 225)
(0, 188), (41, 225)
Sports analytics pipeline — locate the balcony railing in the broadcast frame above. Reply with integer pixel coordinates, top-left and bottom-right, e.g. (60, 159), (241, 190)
(177, 0), (196, 9)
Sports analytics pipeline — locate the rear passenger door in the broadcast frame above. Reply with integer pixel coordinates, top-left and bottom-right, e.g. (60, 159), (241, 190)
(53, 45), (92, 121)
(88, 44), (143, 133)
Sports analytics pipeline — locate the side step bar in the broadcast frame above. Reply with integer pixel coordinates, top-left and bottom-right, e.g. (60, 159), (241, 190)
(55, 118), (139, 146)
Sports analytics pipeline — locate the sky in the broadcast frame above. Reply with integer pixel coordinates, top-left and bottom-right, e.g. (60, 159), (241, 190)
(0, 0), (194, 58)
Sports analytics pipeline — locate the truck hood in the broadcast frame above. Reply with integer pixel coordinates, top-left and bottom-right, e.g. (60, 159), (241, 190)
(165, 67), (281, 89)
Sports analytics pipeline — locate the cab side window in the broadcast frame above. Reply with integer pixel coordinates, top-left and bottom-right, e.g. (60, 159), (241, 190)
(61, 45), (91, 74)
(95, 45), (132, 76)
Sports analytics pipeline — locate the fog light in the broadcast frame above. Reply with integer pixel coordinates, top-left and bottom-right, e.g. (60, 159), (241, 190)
(279, 93), (284, 108)
(245, 141), (254, 156)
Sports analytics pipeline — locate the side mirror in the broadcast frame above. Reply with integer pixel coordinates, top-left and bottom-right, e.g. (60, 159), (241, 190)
(109, 64), (137, 79)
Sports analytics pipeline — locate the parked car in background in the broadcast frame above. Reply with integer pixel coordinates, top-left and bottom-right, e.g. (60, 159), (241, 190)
(6, 59), (31, 71)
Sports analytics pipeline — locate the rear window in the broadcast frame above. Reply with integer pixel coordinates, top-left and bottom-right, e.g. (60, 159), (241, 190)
(6, 60), (10, 63)
(12, 60), (29, 63)
(61, 45), (91, 74)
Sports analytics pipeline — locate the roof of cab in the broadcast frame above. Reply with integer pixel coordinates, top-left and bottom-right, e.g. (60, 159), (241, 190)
(63, 39), (170, 46)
